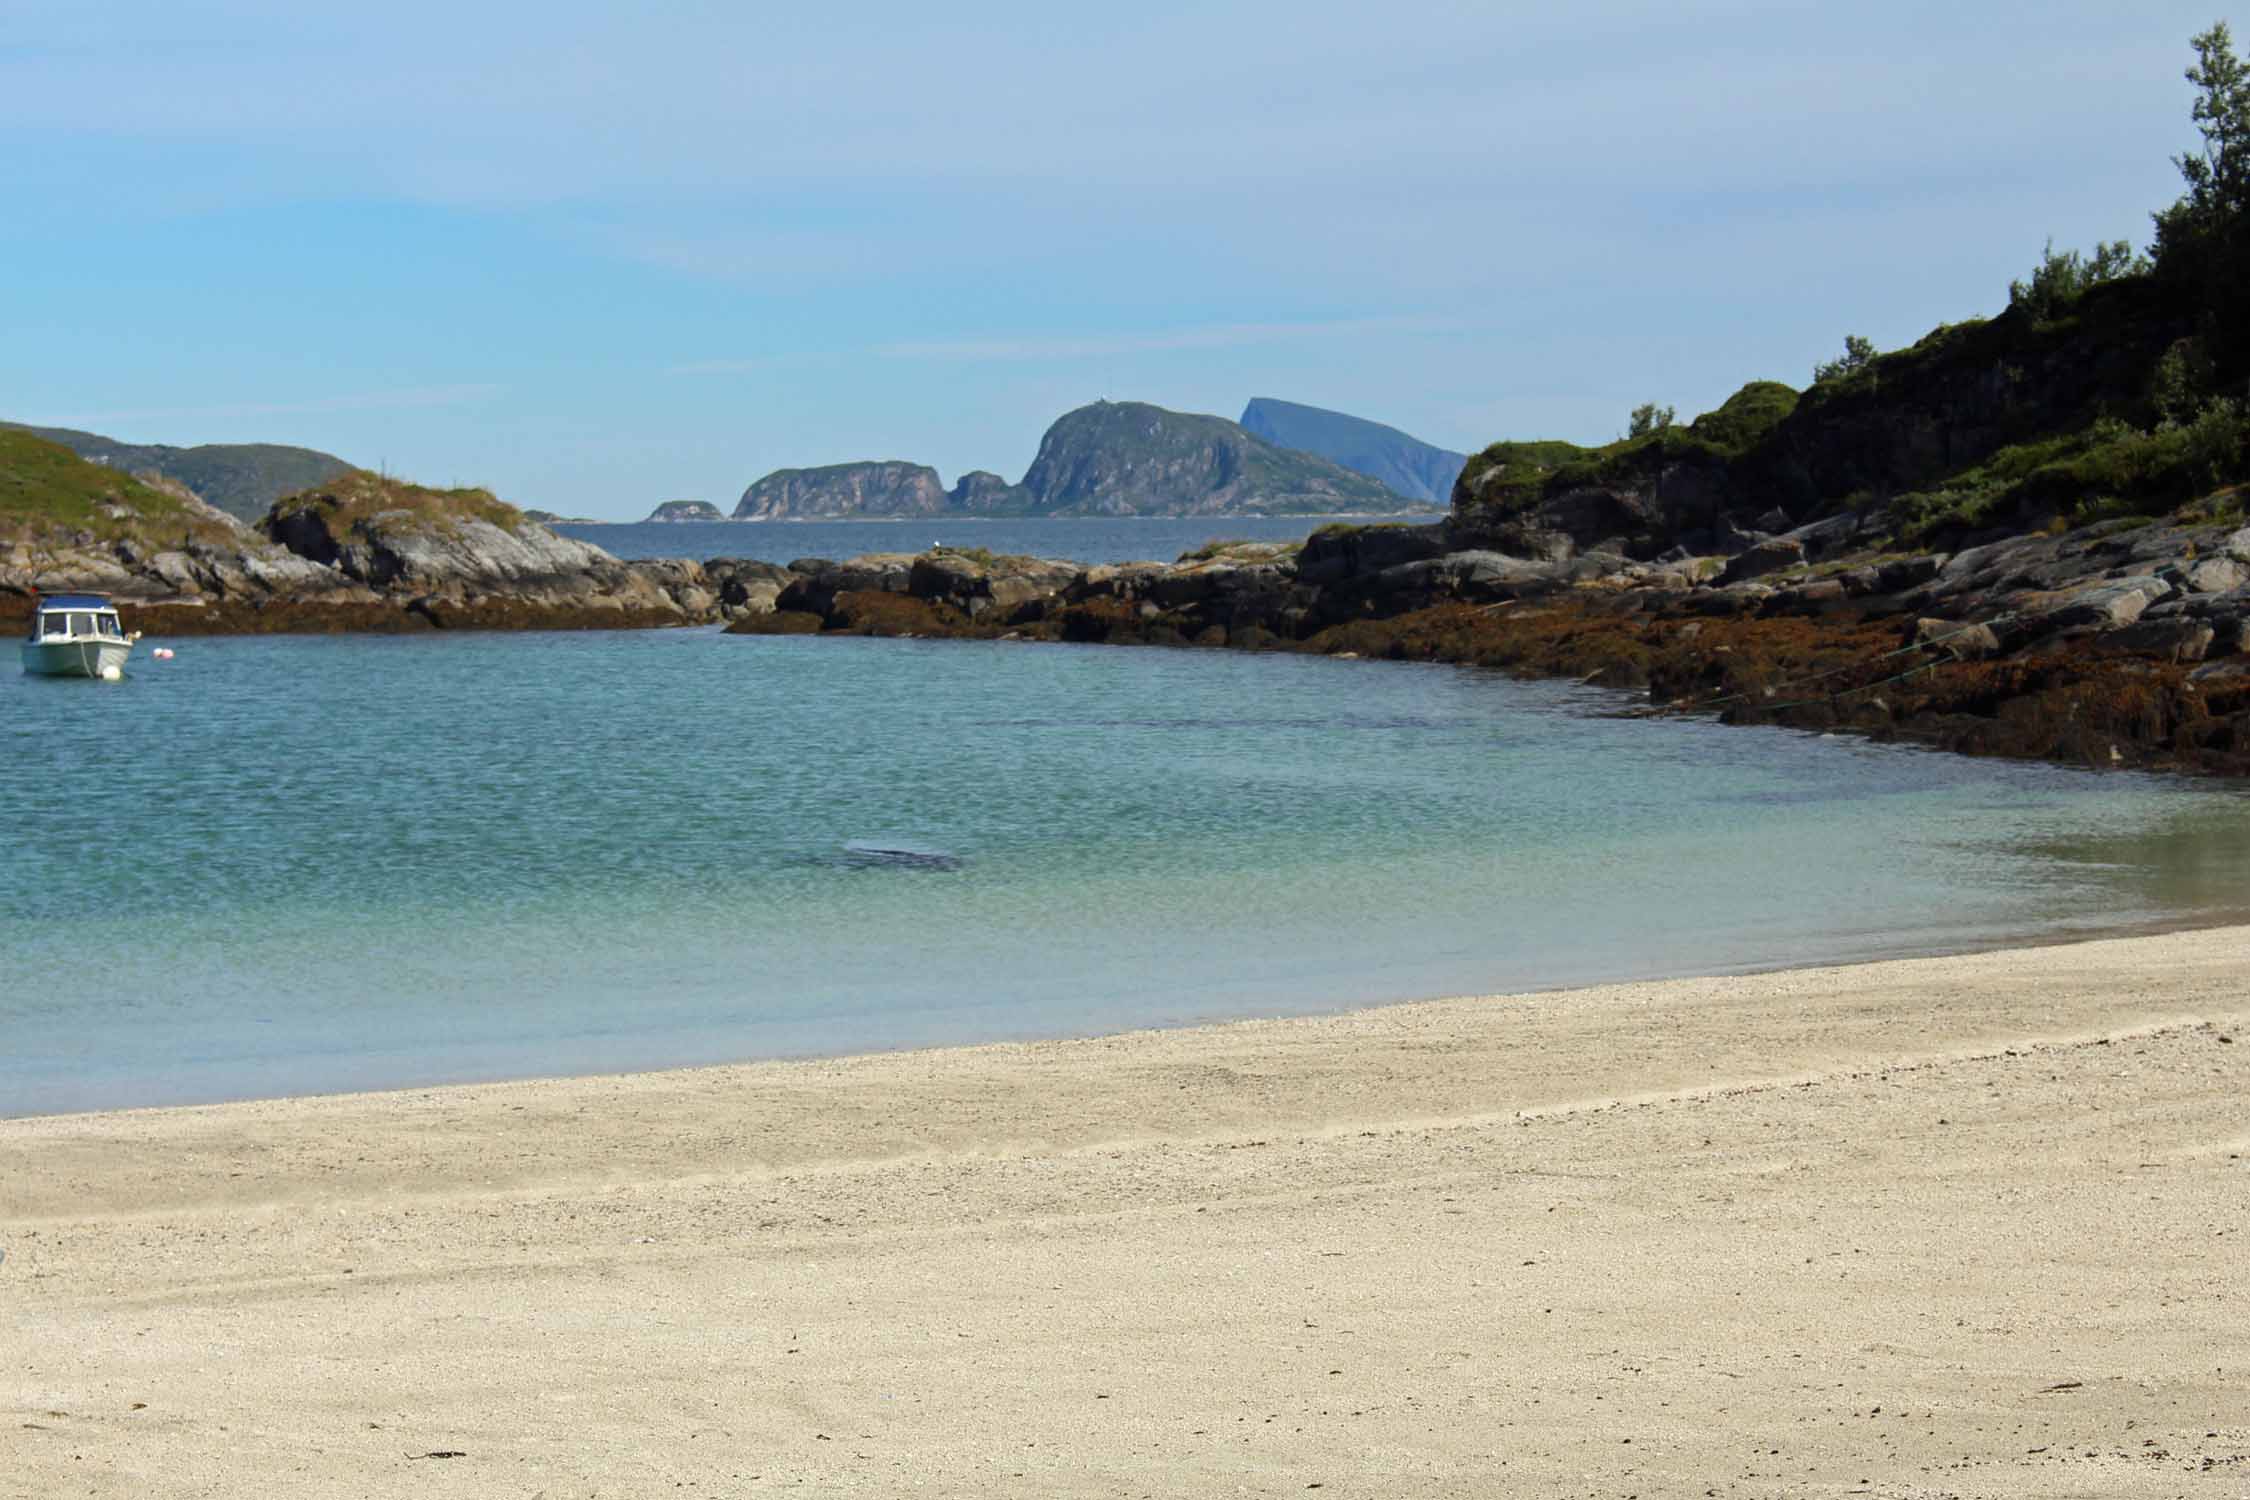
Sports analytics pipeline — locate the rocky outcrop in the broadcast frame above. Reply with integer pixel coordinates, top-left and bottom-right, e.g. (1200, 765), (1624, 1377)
(734, 462), (950, 520)
(907, 550), (1078, 618)
(718, 509), (2250, 774)
(1, 445), (734, 632)
(249, 478), (738, 627)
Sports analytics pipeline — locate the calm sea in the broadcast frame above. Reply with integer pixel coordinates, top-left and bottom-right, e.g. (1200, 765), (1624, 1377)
(555, 514), (1431, 564)
(6, 628), (2248, 1115)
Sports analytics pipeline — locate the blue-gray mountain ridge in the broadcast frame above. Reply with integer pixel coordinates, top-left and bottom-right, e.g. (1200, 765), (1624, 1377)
(1237, 397), (1467, 505)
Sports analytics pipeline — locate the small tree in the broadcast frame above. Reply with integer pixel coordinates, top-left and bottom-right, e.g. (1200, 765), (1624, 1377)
(2154, 23), (2250, 374)
(2009, 238), (2151, 320)
(2158, 23), (2250, 248)
(1627, 402), (1675, 438)
(1812, 334), (1876, 385)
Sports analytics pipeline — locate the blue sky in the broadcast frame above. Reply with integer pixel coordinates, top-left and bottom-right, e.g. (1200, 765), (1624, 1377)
(0, 1), (2232, 517)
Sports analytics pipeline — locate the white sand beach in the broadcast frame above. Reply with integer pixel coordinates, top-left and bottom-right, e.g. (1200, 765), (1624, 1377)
(4, 928), (2246, 1497)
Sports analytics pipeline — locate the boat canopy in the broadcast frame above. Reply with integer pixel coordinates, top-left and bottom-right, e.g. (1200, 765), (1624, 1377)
(34, 593), (116, 610)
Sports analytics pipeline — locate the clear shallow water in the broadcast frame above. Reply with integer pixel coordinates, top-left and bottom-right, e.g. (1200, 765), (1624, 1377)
(557, 514), (1430, 564)
(6, 629), (2250, 1116)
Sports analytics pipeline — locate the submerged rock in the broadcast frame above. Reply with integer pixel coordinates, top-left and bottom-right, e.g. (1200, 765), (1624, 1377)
(839, 839), (963, 871)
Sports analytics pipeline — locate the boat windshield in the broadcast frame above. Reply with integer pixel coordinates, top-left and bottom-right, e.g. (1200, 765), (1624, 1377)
(69, 612), (96, 637)
(38, 612), (68, 639)
(98, 612), (120, 636)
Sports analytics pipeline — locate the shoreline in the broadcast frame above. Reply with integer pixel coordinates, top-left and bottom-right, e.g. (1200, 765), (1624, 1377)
(12, 901), (2249, 1124)
(7, 926), (2246, 1494)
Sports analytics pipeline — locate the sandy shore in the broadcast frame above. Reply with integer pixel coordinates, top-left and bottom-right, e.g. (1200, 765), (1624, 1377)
(4, 930), (2246, 1498)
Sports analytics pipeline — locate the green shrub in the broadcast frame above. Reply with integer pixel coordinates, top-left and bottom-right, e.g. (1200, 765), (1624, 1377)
(1812, 335), (1876, 385)
(1887, 397), (2250, 542)
(2150, 337), (2215, 424)
(1627, 403), (1675, 438)
(1685, 381), (1799, 455)
(2008, 239), (2150, 322)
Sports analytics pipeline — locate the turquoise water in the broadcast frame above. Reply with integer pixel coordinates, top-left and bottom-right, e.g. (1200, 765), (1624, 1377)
(6, 628), (2250, 1116)
(556, 514), (1417, 564)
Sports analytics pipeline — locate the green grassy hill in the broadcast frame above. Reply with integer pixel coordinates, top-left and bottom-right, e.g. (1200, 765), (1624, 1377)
(0, 429), (246, 547)
(0, 421), (355, 523)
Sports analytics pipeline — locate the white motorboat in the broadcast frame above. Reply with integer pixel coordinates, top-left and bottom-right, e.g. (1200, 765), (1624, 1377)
(20, 593), (139, 679)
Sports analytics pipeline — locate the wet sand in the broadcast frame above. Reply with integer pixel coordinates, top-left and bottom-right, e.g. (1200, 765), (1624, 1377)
(4, 927), (2246, 1497)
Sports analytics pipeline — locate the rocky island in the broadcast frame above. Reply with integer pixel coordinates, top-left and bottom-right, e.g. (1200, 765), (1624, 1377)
(643, 499), (727, 523)
(735, 460), (954, 520)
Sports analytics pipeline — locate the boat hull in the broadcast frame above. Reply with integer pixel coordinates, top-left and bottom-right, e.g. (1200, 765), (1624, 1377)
(20, 638), (133, 679)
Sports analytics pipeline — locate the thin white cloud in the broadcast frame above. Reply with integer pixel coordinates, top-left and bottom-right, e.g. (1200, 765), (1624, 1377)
(874, 317), (1450, 362)
(66, 383), (504, 424)
(662, 353), (851, 376)
(663, 319), (1445, 375)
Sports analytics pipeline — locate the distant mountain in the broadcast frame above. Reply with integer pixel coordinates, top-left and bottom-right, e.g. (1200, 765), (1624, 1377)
(0, 421), (355, 523)
(1017, 401), (1406, 516)
(727, 400), (1433, 520)
(645, 499), (726, 523)
(1238, 398), (1466, 505)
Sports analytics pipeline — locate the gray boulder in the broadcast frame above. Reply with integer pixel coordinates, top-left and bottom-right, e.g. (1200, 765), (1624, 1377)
(2100, 619), (2217, 663)
(1719, 538), (1805, 585)
(2025, 577), (2169, 635)
(1913, 617), (2002, 659)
